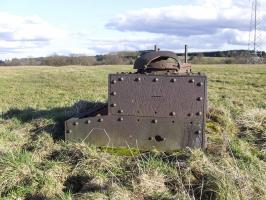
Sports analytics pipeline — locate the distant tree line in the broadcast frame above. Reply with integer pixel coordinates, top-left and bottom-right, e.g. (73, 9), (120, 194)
(0, 50), (265, 66)
(177, 50), (265, 58)
(0, 53), (136, 67)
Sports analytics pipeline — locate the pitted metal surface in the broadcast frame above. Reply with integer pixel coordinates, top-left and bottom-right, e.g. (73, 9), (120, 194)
(65, 50), (207, 151)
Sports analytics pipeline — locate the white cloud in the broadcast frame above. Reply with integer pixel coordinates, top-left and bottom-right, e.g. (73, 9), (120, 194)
(1, 0), (266, 59)
(0, 12), (69, 58)
(106, 1), (265, 35)
(0, 12), (65, 41)
(105, 0), (266, 51)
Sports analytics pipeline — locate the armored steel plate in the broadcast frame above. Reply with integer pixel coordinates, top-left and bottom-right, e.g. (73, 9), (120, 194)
(65, 73), (207, 150)
(109, 74), (206, 118)
(65, 115), (203, 151)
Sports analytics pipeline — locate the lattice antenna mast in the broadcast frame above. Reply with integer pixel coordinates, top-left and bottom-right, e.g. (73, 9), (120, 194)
(248, 0), (264, 63)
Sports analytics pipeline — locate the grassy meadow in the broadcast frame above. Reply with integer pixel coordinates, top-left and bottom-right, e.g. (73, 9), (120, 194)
(0, 64), (265, 200)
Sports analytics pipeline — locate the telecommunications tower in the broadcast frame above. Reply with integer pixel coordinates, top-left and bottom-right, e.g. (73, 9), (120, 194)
(248, 0), (264, 63)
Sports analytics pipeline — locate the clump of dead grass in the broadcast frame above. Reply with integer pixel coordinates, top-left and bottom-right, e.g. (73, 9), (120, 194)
(236, 108), (266, 154)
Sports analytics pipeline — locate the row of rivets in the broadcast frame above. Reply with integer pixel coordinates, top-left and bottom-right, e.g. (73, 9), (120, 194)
(67, 128), (202, 136)
(71, 119), (203, 130)
(111, 78), (203, 85)
(188, 79), (204, 87)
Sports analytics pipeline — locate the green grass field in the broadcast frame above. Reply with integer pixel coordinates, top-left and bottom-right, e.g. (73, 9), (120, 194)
(0, 65), (265, 200)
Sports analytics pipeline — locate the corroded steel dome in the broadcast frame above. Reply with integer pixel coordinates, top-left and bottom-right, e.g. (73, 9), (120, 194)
(134, 51), (180, 71)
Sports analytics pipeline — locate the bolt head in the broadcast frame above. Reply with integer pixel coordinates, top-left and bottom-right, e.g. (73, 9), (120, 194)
(118, 77), (124, 81)
(135, 77), (141, 82)
(189, 79), (195, 83)
(118, 109), (123, 113)
(197, 97), (203, 101)
(197, 82), (204, 86)
(111, 80), (116, 84)
(152, 119), (158, 123)
(170, 112), (176, 116)
(86, 120), (91, 124)
(171, 78), (176, 82)
(73, 122), (79, 126)
(196, 112), (203, 116)
(66, 129), (72, 134)
(195, 130), (202, 134)
(111, 91), (117, 96)
(98, 118), (104, 122)
(111, 103), (117, 107)
(153, 78), (159, 82)
(118, 117), (123, 121)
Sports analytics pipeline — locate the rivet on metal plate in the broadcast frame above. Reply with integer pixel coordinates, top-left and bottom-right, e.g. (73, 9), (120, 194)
(171, 78), (176, 82)
(197, 82), (204, 86)
(196, 112), (203, 116)
(197, 97), (203, 101)
(135, 77), (141, 82)
(189, 79), (195, 83)
(118, 109), (123, 113)
(118, 77), (124, 81)
(195, 130), (202, 134)
(98, 118), (104, 122)
(118, 117), (123, 121)
(66, 130), (72, 134)
(153, 78), (159, 82)
(73, 122), (79, 126)
(111, 91), (117, 96)
(111, 80), (116, 84)
(111, 103), (117, 107)
(152, 119), (158, 123)
(170, 112), (176, 116)
(86, 120), (91, 124)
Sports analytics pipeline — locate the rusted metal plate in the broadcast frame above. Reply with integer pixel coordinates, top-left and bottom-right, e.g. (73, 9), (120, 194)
(109, 74), (206, 118)
(65, 114), (203, 151)
(65, 73), (207, 150)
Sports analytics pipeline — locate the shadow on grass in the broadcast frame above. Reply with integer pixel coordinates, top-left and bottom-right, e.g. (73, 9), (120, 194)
(63, 175), (109, 194)
(2, 101), (106, 140)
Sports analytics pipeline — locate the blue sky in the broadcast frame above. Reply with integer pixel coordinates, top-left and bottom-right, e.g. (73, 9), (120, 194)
(0, 0), (265, 59)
